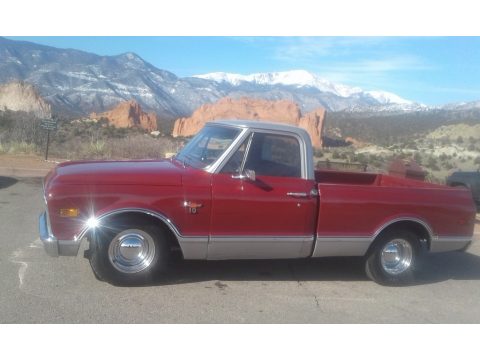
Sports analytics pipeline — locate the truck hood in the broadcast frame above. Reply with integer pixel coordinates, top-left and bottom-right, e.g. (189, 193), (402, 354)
(48, 159), (183, 186)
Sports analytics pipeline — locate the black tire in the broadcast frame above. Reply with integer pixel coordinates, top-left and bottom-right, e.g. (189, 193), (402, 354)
(365, 229), (421, 286)
(88, 222), (170, 286)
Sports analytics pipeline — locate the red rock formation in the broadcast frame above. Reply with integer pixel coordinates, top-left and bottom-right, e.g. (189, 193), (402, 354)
(172, 97), (325, 148)
(90, 100), (157, 132)
(298, 108), (326, 148)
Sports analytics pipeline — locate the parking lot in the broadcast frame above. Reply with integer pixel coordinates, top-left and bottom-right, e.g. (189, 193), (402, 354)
(1, 175), (480, 323)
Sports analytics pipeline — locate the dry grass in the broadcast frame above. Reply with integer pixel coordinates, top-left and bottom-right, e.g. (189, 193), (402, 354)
(45, 134), (179, 160)
(106, 135), (177, 160)
(1, 112), (182, 160)
(0, 141), (38, 155)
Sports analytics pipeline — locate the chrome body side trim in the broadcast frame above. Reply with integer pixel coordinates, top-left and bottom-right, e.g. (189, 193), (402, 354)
(313, 217), (435, 257)
(75, 208), (209, 259)
(312, 236), (372, 257)
(207, 236), (314, 260)
(178, 236), (208, 259)
(42, 202), (472, 259)
(75, 208), (183, 241)
(373, 217), (435, 240)
(430, 236), (473, 252)
(313, 217), (473, 256)
(40, 207), (209, 259)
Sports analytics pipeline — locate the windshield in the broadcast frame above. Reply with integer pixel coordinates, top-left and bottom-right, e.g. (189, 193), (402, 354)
(175, 125), (241, 169)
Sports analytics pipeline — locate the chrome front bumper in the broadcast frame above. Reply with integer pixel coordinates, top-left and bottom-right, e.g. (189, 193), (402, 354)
(39, 211), (82, 256)
(39, 211), (59, 257)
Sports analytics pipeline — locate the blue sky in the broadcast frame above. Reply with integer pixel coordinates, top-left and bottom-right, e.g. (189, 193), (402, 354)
(8, 36), (480, 106)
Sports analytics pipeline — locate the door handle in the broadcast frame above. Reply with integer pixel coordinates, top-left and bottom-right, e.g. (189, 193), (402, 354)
(286, 192), (308, 198)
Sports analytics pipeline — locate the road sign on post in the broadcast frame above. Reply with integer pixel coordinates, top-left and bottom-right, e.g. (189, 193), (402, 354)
(40, 118), (58, 131)
(40, 117), (58, 160)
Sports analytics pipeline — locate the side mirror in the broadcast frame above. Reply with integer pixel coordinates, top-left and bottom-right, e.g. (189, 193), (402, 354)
(244, 169), (256, 181)
(231, 169), (256, 181)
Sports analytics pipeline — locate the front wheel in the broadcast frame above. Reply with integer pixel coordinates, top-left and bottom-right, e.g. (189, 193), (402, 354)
(365, 230), (421, 286)
(89, 223), (170, 285)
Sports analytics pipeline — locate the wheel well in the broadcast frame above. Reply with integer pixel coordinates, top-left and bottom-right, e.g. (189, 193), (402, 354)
(368, 220), (432, 255)
(88, 211), (182, 257)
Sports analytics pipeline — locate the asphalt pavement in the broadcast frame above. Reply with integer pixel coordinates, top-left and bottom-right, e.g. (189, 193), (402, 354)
(1, 175), (480, 323)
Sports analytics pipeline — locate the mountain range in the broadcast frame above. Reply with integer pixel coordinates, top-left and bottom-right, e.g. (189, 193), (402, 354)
(195, 70), (417, 107)
(4, 36), (475, 121)
(0, 37), (222, 119)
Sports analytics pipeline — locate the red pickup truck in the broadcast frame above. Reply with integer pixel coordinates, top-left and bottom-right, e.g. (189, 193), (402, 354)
(39, 120), (476, 285)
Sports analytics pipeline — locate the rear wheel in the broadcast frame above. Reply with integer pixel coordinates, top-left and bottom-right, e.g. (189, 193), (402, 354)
(89, 222), (170, 285)
(365, 229), (421, 286)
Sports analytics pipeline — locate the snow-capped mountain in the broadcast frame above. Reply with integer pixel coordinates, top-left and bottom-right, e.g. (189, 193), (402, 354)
(0, 37), (430, 119)
(195, 70), (415, 107)
(194, 70), (365, 97)
(363, 90), (412, 105)
(442, 100), (480, 111)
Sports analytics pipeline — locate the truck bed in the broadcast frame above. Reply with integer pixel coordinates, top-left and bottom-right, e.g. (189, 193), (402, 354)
(314, 169), (475, 242)
(315, 169), (445, 188)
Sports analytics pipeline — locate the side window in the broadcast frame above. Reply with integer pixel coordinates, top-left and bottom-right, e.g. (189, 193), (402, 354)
(244, 133), (301, 178)
(220, 137), (248, 174)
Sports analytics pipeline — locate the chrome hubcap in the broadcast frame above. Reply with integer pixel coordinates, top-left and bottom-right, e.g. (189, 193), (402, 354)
(380, 239), (413, 275)
(108, 230), (155, 274)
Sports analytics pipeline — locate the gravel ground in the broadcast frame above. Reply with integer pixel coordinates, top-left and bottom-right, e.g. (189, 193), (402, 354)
(0, 154), (59, 177)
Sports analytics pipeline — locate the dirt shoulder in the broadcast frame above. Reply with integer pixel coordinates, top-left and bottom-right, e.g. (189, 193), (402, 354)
(0, 154), (66, 177)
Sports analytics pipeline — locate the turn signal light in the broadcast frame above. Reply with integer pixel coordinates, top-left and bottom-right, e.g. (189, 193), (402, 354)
(59, 208), (80, 217)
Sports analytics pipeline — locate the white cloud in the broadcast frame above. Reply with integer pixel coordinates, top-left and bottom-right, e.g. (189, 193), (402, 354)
(254, 37), (434, 89)
(423, 86), (480, 95)
(271, 37), (385, 61)
(317, 56), (433, 84)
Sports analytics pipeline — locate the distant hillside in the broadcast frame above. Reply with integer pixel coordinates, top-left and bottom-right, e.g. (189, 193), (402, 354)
(325, 109), (480, 146)
(426, 123), (480, 140)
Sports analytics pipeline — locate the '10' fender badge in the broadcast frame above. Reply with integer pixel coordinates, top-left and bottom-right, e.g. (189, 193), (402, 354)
(183, 201), (203, 214)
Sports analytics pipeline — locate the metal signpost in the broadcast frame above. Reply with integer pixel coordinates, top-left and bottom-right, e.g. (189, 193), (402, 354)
(40, 117), (58, 161)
